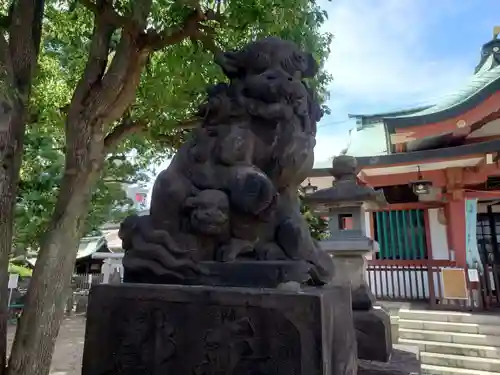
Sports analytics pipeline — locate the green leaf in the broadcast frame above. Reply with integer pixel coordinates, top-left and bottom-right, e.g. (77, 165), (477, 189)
(14, 0), (333, 252)
(299, 192), (329, 241)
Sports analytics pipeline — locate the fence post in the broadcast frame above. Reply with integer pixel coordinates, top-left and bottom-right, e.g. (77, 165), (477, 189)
(479, 268), (490, 311)
(428, 265), (436, 308)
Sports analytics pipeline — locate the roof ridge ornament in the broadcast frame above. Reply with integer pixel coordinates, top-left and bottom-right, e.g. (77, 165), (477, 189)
(475, 29), (500, 74)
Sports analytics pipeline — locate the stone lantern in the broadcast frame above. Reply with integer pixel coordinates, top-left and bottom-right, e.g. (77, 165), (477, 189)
(304, 154), (392, 362)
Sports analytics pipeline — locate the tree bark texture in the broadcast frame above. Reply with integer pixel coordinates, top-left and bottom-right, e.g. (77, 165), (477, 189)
(0, 102), (26, 375)
(0, 1), (44, 374)
(7, 119), (104, 375)
(6, 1), (150, 374)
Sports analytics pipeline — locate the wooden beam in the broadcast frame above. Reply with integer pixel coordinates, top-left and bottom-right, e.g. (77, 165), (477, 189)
(390, 132), (416, 144)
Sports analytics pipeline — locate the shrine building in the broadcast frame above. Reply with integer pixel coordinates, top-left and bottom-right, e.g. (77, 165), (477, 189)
(306, 29), (500, 309)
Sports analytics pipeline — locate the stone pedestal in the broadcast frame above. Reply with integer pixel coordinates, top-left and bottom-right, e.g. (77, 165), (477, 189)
(82, 283), (357, 375)
(321, 241), (375, 308)
(327, 248), (375, 310)
(359, 345), (421, 375)
(354, 307), (392, 362)
(123, 261), (312, 288)
(322, 242), (392, 362)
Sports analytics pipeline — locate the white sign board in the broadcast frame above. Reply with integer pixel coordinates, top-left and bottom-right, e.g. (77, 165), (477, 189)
(468, 269), (479, 283)
(8, 273), (19, 289)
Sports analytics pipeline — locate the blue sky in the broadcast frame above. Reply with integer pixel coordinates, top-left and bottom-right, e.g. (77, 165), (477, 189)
(314, 0), (500, 164)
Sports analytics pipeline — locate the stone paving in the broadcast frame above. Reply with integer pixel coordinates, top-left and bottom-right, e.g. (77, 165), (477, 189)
(7, 316), (85, 375)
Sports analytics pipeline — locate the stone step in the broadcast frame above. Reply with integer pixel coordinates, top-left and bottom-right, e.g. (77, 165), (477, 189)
(399, 338), (500, 358)
(400, 328), (500, 347)
(399, 309), (500, 325)
(421, 363), (500, 375)
(399, 319), (500, 336)
(421, 352), (500, 372)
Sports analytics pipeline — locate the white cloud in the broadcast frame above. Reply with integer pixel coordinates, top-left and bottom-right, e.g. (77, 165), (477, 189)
(314, 132), (350, 167)
(321, 0), (471, 105)
(312, 0), (476, 165)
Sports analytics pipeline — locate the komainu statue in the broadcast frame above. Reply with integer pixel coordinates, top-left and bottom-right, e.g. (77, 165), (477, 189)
(83, 38), (359, 375)
(119, 37), (335, 286)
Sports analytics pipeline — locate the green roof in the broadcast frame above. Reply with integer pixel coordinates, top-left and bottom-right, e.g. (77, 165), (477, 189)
(348, 36), (500, 132)
(388, 54), (500, 120)
(321, 35), (500, 160)
(348, 106), (431, 122)
(27, 236), (108, 267)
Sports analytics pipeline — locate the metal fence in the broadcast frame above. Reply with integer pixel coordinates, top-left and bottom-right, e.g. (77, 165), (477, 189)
(367, 262), (434, 302)
(478, 264), (500, 310)
(367, 260), (500, 311)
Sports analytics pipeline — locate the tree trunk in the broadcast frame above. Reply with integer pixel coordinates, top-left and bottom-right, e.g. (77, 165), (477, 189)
(0, 1), (45, 372)
(7, 121), (104, 375)
(0, 102), (26, 375)
(5, 1), (172, 372)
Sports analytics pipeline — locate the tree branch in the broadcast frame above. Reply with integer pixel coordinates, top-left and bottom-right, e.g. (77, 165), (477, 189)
(0, 33), (14, 89)
(82, 0), (152, 125)
(144, 9), (204, 50)
(71, 1), (116, 107)
(144, 8), (222, 53)
(96, 43), (149, 125)
(177, 117), (201, 129)
(191, 26), (222, 54)
(106, 154), (127, 162)
(102, 178), (137, 184)
(153, 128), (191, 149)
(8, 0), (45, 97)
(103, 118), (146, 151)
(78, 0), (140, 34)
(78, 0), (220, 139)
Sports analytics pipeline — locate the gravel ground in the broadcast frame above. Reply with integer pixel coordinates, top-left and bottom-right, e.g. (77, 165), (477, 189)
(7, 316), (420, 375)
(7, 316), (86, 375)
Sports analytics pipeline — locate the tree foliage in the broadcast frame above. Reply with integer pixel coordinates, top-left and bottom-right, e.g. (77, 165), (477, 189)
(300, 194), (329, 241)
(2, 0), (333, 374)
(42, 0), (332, 140)
(14, 127), (148, 251)
(10, 0), (333, 252)
(13, 55), (157, 252)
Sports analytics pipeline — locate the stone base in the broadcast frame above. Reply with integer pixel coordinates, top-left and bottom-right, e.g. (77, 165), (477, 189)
(358, 346), (420, 375)
(124, 260), (312, 288)
(354, 307), (392, 362)
(352, 284), (376, 310)
(82, 283), (357, 375)
(329, 253), (376, 310)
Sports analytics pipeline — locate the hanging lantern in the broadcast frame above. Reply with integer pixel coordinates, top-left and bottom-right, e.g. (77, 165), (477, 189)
(409, 166), (432, 196)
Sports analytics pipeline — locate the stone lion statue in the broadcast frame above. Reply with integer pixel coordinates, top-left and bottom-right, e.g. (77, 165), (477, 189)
(119, 37), (334, 285)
